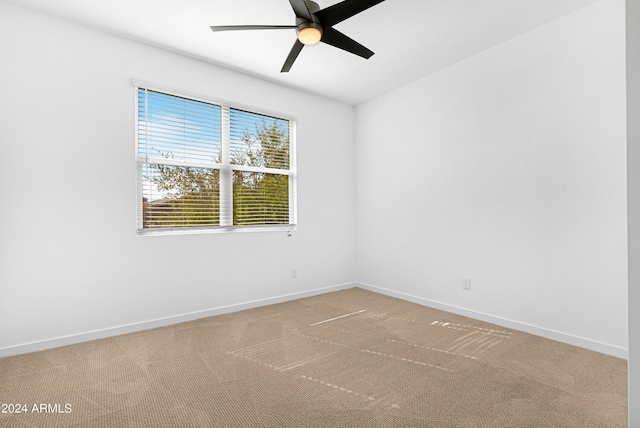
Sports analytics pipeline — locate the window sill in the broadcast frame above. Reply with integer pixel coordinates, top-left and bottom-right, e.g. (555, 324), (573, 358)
(136, 224), (297, 237)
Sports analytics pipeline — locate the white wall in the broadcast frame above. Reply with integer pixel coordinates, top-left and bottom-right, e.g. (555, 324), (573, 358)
(627, 0), (640, 423)
(355, 0), (628, 357)
(0, 2), (356, 355)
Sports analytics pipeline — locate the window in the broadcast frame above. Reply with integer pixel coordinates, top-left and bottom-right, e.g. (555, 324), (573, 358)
(135, 85), (296, 234)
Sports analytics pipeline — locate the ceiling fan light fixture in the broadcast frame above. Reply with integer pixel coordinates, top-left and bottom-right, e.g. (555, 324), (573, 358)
(209, 0), (386, 72)
(298, 26), (322, 45)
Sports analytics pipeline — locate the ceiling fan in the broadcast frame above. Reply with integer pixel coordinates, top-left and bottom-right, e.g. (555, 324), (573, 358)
(210, 0), (386, 72)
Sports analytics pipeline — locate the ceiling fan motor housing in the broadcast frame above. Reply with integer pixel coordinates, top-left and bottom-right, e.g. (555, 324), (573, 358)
(296, 1), (322, 45)
(296, 18), (322, 34)
(304, 0), (321, 14)
(297, 0), (322, 35)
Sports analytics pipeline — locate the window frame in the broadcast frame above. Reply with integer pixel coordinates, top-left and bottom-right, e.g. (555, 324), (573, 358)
(133, 80), (297, 236)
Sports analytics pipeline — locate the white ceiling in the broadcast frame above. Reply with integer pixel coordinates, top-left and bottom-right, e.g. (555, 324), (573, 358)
(6, 0), (601, 105)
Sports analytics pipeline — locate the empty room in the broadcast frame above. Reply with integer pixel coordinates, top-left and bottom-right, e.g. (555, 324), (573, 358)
(1, 0), (638, 426)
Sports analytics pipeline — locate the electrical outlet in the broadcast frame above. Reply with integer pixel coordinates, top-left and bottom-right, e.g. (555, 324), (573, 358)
(291, 267), (298, 278)
(463, 277), (471, 290)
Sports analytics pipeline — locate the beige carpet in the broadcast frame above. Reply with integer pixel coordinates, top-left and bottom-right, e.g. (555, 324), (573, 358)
(0, 288), (628, 427)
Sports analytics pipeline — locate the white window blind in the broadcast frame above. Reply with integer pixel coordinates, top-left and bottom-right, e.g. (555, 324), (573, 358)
(136, 86), (296, 233)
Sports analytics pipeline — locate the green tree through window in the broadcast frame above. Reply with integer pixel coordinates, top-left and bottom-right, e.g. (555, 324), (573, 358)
(137, 87), (295, 232)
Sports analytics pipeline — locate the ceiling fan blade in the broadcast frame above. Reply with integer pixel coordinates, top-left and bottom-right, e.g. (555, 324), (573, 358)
(210, 25), (296, 32)
(281, 39), (305, 72)
(315, 0), (385, 27)
(288, 0), (312, 20)
(321, 27), (374, 59)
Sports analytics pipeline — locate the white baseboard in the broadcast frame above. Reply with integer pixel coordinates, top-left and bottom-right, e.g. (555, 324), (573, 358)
(355, 282), (628, 360)
(0, 282), (356, 358)
(2, 282), (627, 360)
